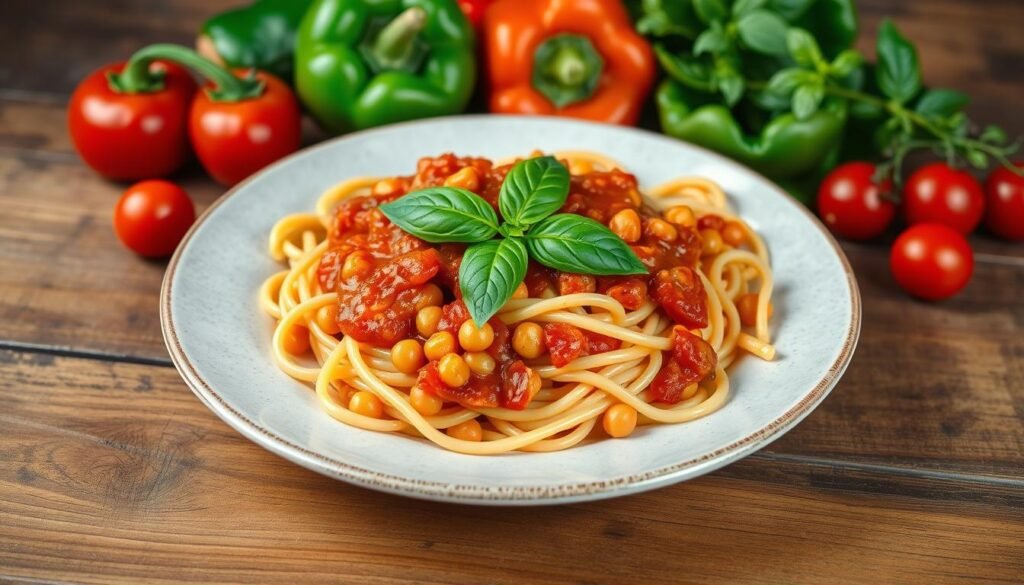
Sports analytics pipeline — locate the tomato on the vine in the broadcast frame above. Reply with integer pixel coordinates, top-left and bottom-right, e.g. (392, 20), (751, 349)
(902, 163), (985, 235)
(817, 162), (896, 240)
(68, 61), (196, 180)
(890, 223), (973, 301)
(113, 180), (195, 258)
(983, 162), (1024, 241)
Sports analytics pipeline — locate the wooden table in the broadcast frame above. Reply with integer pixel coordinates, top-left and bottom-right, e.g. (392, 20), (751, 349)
(2, 1), (1022, 583)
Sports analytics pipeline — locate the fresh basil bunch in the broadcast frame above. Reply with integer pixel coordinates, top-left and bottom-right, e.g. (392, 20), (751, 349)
(380, 157), (646, 325)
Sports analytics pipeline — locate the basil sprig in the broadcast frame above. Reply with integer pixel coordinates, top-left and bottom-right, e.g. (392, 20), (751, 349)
(380, 156), (646, 325)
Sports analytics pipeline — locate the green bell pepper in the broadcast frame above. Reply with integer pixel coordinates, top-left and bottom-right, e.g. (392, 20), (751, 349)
(657, 80), (847, 181)
(295, 0), (475, 134)
(198, 0), (313, 82)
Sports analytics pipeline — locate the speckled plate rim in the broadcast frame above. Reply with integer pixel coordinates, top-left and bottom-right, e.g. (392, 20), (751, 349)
(160, 115), (861, 506)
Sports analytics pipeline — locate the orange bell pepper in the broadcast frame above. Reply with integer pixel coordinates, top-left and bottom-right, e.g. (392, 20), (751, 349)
(484, 0), (655, 125)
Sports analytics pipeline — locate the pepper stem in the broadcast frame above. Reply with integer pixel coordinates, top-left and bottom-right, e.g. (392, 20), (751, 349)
(107, 43), (265, 102)
(550, 48), (587, 87)
(368, 7), (427, 71)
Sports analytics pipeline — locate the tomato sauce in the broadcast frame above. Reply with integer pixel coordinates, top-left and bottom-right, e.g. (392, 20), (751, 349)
(318, 154), (715, 408)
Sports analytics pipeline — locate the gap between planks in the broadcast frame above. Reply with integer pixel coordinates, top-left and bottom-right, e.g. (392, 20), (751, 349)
(1, 342), (1021, 494)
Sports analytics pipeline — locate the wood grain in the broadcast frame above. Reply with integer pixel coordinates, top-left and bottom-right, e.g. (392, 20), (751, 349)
(1, 349), (1021, 585)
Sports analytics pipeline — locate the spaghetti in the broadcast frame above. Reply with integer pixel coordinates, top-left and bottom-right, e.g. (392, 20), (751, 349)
(260, 152), (775, 454)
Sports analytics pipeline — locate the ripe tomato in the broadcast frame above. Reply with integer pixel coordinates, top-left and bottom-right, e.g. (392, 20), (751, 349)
(189, 70), (301, 186)
(983, 162), (1024, 241)
(68, 61), (196, 180)
(817, 162), (896, 240)
(113, 180), (195, 258)
(890, 223), (973, 301)
(902, 163), (984, 234)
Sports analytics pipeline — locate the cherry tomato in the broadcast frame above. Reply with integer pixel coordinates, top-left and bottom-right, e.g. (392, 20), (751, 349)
(68, 61), (197, 180)
(890, 223), (973, 301)
(817, 162), (896, 240)
(189, 70), (301, 186)
(902, 163), (984, 235)
(983, 162), (1024, 241)
(113, 180), (196, 258)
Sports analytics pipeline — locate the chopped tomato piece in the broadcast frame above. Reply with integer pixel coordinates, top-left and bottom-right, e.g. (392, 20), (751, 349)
(583, 330), (622, 354)
(599, 277), (647, 310)
(437, 299), (471, 335)
(650, 327), (717, 403)
(501, 360), (535, 410)
(525, 262), (556, 297)
(651, 267), (709, 329)
(417, 362), (500, 408)
(543, 323), (589, 368)
(558, 272), (597, 295)
(487, 318), (514, 364)
(317, 246), (347, 292)
(436, 243), (466, 294)
(336, 249), (441, 345)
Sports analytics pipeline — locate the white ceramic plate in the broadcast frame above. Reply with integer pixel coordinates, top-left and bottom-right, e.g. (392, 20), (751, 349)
(161, 115), (860, 505)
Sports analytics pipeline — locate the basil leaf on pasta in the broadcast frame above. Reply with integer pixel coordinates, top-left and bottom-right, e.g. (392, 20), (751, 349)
(459, 238), (529, 326)
(498, 156), (570, 228)
(380, 187), (498, 243)
(525, 214), (648, 276)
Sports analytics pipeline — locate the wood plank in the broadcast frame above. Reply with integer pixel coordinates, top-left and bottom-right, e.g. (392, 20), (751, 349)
(0, 99), (1022, 478)
(1, 349), (1021, 585)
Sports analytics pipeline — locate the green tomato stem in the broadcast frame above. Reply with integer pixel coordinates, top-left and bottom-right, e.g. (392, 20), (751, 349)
(109, 43), (265, 101)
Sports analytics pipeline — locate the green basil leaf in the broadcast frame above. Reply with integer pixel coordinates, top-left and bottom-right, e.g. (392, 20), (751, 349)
(765, 68), (815, 98)
(459, 238), (528, 326)
(693, 0), (728, 24)
(768, 0), (814, 22)
(791, 82), (824, 119)
(732, 0), (766, 17)
(380, 187), (498, 244)
(636, 0), (702, 39)
(829, 50), (863, 79)
(525, 214), (647, 276)
(498, 156), (570, 228)
(655, 45), (715, 91)
(786, 28), (823, 67)
(876, 20), (922, 104)
(914, 89), (969, 118)
(694, 27), (728, 56)
(718, 73), (745, 106)
(737, 9), (789, 56)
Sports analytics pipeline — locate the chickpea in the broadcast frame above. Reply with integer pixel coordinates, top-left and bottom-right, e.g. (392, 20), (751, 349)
(527, 369), (542, 398)
(608, 209), (642, 243)
(512, 322), (546, 359)
(699, 229), (724, 256)
(281, 325), (310, 355)
(511, 282), (529, 299)
(664, 205), (696, 227)
(464, 351), (496, 375)
(315, 304), (340, 335)
(349, 391), (384, 418)
(409, 385), (443, 416)
(447, 419), (483, 442)
(722, 221), (746, 247)
(341, 251), (373, 280)
(415, 284), (444, 310)
(645, 218), (678, 242)
(416, 306), (443, 338)
(602, 404), (638, 438)
(391, 339), (425, 374)
(444, 166), (480, 191)
(458, 320), (494, 352)
(736, 293), (773, 327)
(372, 178), (402, 196)
(681, 383), (699, 401)
(438, 353), (470, 387)
(424, 331), (456, 361)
